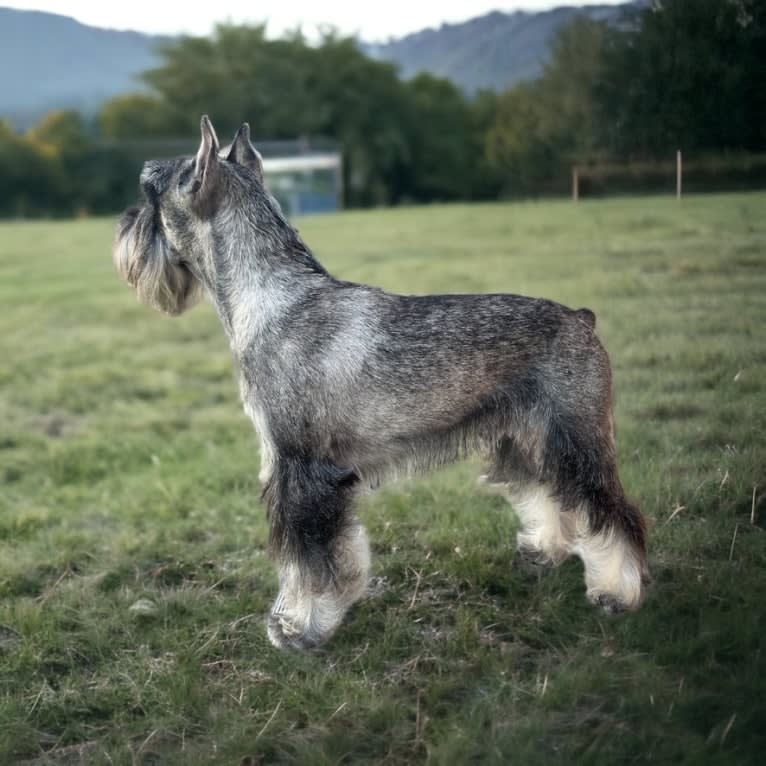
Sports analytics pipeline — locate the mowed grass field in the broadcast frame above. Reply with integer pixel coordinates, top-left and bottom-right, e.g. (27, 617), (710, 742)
(1, 193), (765, 765)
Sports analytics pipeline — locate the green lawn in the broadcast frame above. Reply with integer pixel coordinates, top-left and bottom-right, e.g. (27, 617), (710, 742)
(1, 193), (765, 765)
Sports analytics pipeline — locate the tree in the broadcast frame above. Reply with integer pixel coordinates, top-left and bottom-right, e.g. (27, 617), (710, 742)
(486, 83), (557, 195)
(26, 110), (94, 211)
(402, 74), (481, 201)
(483, 15), (608, 195)
(306, 34), (412, 205)
(99, 94), (173, 139)
(141, 25), (321, 139)
(596, 0), (766, 156)
(0, 120), (66, 216)
(534, 15), (607, 159)
(137, 27), (420, 205)
(27, 109), (89, 155)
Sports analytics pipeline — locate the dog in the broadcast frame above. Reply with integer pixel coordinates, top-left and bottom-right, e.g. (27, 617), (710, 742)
(114, 116), (649, 650)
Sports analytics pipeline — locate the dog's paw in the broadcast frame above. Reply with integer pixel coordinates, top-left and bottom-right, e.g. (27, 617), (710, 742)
(266, 611), (321, 651)
(516, 543), (556, 570)
(587, 590), (628, 615)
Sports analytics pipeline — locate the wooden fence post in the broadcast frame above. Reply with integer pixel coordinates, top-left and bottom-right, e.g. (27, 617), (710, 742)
(572, 166), (579, 202)
(676, 150), (682, 199)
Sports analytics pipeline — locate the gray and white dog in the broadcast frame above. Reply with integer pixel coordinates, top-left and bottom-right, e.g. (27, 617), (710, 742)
(114, 116), (649, 650)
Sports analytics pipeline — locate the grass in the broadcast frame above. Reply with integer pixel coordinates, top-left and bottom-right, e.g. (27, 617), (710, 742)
(1, 192), (765, 765)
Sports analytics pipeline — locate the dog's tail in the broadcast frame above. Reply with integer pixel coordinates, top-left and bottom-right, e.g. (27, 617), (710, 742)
(575, 307), (596, 328)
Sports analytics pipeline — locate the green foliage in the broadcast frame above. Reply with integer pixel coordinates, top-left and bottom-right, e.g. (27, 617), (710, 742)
(140, 27), (460, 206)
(27, 110), (90, 155)
(399, 74), (483, 201)
(535, 15), (606, 157)
(596, 0), (766, 157)
(99, 94), (174, 139)
(487, 83), (556, 194)
(143, 25), (320, 138)
(120, 25), (505, 207)
(0, 120), (66, 216)
(303, 35), (412, 206)
(485, 1), (766, 192)
(1, 195), (765, 762)
(0, 112), (138, 217)
(482, 15), (608, 195)
(27, 111), (97, 215)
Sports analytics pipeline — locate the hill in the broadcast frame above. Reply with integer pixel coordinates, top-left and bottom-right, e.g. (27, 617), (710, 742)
(0, 7), (163, 129)
(366, 4), (630, 93)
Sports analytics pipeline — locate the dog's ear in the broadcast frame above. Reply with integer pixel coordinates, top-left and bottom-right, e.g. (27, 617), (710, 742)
(187, 115), (220, 206)
(227, 123), (263, 181)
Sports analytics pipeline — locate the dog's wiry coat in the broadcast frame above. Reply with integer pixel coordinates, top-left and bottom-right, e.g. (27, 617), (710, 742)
(114, 117), (649, 649)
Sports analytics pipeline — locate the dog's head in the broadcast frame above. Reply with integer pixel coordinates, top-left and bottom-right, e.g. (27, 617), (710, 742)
(114, 115), (266, 315)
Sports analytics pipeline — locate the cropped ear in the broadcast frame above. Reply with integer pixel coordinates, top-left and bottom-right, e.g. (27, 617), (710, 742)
(188, 115), (220, 203)
(226, 122), (264, 181)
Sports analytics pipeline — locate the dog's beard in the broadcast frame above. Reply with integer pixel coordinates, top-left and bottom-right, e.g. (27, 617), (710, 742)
(114, 205), (202, 316)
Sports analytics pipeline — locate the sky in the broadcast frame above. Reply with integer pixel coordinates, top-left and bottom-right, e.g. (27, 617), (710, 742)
(3, 1), (627, 40)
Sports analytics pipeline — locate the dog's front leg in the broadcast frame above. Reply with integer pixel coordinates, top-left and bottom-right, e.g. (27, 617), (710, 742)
(257, 434), (275, 485)
(242, 400), (276, 486)
(263, 457), (370, 650)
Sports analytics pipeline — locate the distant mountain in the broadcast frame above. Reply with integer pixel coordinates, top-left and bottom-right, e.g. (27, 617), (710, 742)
(366, 4), (632, 93)
(0, 7), (163, 129)
(0, 4), (635, 130)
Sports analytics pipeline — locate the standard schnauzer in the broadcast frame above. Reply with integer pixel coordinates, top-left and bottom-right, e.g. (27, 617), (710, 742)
(114, 116), (649, 650)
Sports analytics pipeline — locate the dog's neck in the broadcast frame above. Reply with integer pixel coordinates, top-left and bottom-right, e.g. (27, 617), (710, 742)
(204, 214), (331, 352)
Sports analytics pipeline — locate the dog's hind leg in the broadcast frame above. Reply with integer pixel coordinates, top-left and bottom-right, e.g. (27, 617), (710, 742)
(510, 484), (573, 568)
(482, 436), (572, 569)
(544, 413), (649, 612)
(535, 319), (649, 611)
(263, 457), (370, 649)
(570, 486), (649, 613)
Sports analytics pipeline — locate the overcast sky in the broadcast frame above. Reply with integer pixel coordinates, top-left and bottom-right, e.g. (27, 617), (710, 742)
(5, 1), (627, 40)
